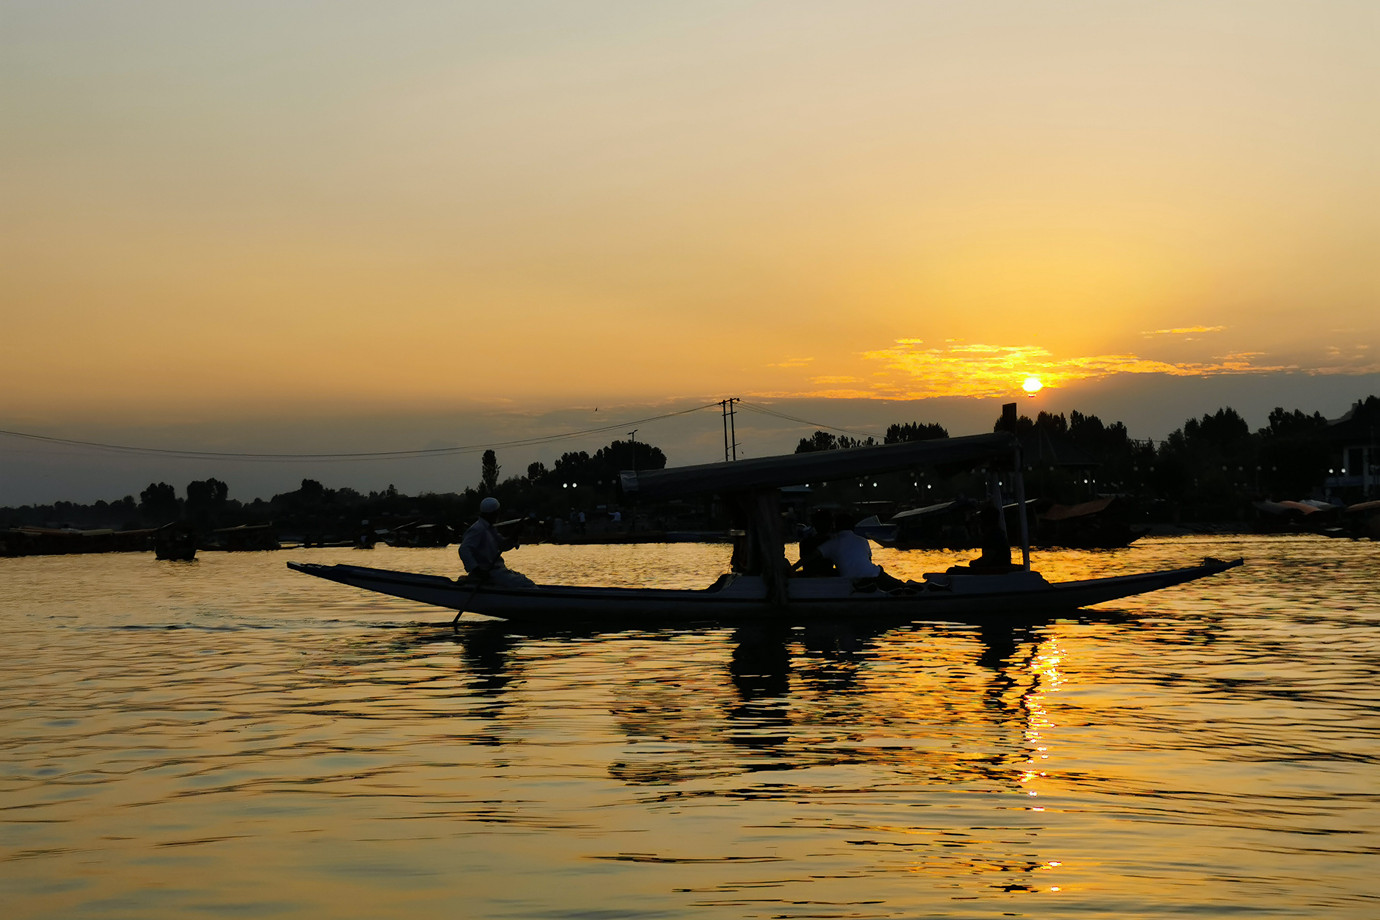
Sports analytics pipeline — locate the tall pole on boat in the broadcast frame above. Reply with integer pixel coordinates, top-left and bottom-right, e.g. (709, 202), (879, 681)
(1004, 405), (1037, 576)
(1002, 402), (1032, 571)
(1015, 444), (1031, 570)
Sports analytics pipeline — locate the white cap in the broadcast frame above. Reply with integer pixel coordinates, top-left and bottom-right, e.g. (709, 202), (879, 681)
(480, 497), (500, 513)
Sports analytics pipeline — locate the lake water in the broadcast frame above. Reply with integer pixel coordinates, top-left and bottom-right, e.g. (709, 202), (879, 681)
(2, 535), (1377, 918)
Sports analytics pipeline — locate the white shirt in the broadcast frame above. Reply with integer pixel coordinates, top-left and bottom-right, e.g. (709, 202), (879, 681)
(817, 530), (880, 579)
(459, 517), (507, 574)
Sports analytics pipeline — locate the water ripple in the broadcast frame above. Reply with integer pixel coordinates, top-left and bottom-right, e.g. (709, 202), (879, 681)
(2, 538), (1378, 918)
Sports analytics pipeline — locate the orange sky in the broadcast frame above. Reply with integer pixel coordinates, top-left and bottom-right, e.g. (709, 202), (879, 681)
(2, 2), (1377, 499)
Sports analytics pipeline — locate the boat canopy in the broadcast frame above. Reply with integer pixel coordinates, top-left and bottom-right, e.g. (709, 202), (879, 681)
(621, 432), (1018, 501)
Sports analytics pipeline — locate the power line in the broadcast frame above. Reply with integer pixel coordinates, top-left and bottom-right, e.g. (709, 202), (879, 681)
(735, 401), (883, 440)
(0, 403), (721, 464)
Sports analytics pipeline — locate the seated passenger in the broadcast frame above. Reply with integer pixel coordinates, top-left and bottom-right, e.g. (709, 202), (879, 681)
(793, 511), (908, 591)
(969, 506), (1016, 572)
(795, 509), (839, 577)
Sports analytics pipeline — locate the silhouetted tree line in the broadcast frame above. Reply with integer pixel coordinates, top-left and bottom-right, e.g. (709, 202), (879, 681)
(0, 437), (671, 538)
(795, 421), (950, 453)
(797, 395), (1377, 522)
(3, 397), (1375, 534)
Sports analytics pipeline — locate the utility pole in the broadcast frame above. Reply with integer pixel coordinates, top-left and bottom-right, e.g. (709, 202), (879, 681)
(627, 429), (637, 533)
(720, 398), (739, 461)
(730, 399), (738, 461)
(721, 399), (729, 461)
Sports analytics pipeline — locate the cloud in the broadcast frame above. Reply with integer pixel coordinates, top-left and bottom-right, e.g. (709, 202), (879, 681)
(1141, 325), (1228, 336)
(774, 338), (1333, 401)
(787, 387), (877, 400)
(767, 357), (815, 368)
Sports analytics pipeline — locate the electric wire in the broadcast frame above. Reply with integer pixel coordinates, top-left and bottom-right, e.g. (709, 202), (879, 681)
(1, 400), (896, 465)
(735, 400), (883, 440)
(0, 403), (721, 464)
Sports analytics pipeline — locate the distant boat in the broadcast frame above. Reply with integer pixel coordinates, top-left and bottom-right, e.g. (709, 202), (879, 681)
(153, 523), (197, 561)
(1034, 496), (1147, 549)
(882, 499), (984, 550)
(1345, 500), (1380, 540)
(384, 521), (453, 548)
(882, 495), (1145, 551)
(207, 523), (279, 551)
(1252, 499), (1343, 536)
(1, 526), (156, 557)
(290, 433), (1242, 627)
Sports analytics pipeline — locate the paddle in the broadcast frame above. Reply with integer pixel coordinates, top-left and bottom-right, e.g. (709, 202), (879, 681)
(452, 572), (491, 630)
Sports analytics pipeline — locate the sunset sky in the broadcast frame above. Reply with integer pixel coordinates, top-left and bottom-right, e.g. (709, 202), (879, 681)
(3, 1), (1377, 505)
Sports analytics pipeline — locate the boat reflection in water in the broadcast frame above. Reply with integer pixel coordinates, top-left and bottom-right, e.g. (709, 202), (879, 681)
(391, 602), (1155, 893)
(427, 604), (1122, 808)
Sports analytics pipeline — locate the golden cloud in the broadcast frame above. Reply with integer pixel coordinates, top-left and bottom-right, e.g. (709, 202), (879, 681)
(776, 339), (1310, 401)
(1141, 325), (1228, 336)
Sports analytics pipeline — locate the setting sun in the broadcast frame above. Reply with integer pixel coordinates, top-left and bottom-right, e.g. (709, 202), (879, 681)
(1023, 376), (1044, 396)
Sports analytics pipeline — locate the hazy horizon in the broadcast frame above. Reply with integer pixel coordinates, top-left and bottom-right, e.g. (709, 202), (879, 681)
(4, 373), (1375, 507)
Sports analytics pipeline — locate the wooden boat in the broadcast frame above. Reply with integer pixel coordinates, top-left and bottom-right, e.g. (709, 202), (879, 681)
(287, 556), (1241, 625)
(289, 432), (1243, 625)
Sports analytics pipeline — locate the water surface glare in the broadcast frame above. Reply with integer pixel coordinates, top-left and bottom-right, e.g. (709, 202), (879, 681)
(2, 536), (1377, 918)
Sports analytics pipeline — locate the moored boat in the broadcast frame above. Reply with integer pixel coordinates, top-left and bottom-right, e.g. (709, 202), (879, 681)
(153, 522), (198, 561)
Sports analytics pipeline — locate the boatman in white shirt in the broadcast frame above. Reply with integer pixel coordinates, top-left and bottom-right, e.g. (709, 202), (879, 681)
(459, 497), (536, 588)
